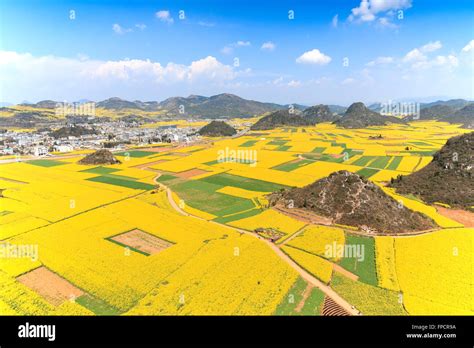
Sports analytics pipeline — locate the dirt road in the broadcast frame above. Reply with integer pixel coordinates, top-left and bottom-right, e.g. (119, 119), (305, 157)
(153, 176), (360, 316)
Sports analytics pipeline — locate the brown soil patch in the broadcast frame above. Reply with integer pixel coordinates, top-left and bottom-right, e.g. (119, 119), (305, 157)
(333, 264), (359, 281)
(295, 284), (314, 312)
(167, 152), (191, 157)
(435, 206), (474, 227)
(17, 267), (84, 306)
(322, 296), (350, 316)
(273, 205), (333, 225)
(132, 159), (168, 169)
(174, 168), (208, 179)
(111, 229), (173, 255)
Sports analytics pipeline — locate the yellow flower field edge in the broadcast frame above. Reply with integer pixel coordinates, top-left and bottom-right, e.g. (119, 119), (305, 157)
(280, 245), (333, 284)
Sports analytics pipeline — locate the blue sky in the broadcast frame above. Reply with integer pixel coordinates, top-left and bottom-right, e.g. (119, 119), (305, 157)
(0, 0), (473, 105)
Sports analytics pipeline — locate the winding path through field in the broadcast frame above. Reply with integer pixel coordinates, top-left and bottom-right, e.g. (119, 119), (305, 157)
(154, 175), (360, 315)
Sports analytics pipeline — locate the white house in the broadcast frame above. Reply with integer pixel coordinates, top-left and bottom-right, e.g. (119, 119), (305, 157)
(33, 146), (48, 157)
(53, 144), (73, 153)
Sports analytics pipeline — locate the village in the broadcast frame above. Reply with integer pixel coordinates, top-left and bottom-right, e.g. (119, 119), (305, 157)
(0, 118), (204, 158)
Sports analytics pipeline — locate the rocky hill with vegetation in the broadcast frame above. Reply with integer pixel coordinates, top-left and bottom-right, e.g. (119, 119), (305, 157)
(78, 149), (121, 165)
(198, 121), (237, 136)
(268, 170), (436, 234)
(334, 102), (404, 129)
(390, 132), (474, 210)
(50, 126), (97, 139)
(250, 109), (313, 130)
(302, 104), (340, 124)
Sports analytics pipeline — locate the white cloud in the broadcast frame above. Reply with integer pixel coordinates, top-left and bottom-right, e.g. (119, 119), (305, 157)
(296, 49), (331, 65)
(349, 0), (412, 23)
(261, 41), (276, 51)
(236, 41), (251, 47)
(366, 56), (394, 66)
(287, 80), (301, 87)
(403, 48), (426, 63)
(221, 41), (251, 55)
(0, 51), (239, 102)
(112, 24), (132, 35)
(462, 39), (474, 52)
(350, 0), (375, 22)
(156, 10), (174, 24)
(421, 41), (442, 53)
(411, 54), (459, 70)
(377, 17), (397, 28)
(402, 40), (443, 66)
(332, 14), (339, 28)
(272, 76), (284, 85)
(402, 41), (450, 69)
(369, 0), (412, 13)
(135, 23), (146, 31)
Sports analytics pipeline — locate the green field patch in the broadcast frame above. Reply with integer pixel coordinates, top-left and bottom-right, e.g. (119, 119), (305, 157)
(318, 155), (345, 163)
(114, 150), (155, 158)
(356, 168), (379, 178)
(213, 208), (262, 224)
(272, 159), (313, 172)
(87, 176), (155, 190)
(341, 149), (363, 159)
(76, 294), (121, 315)
(199, 173), (288, 192)
(27, 159), (66, 167)
(239, 140), (258, 147)
(267, 140), (288, 146)
(101, 173), (138, 181)
(331, 142), (347, 148)
(330, 273), (406, 315)
(338, 234), (377, 286)
(352, 156), (376, 166)
(206, 158), (256, 166)
(300, 287), (325, 315)
(386, 156), (403, 170)
(409, 141), (433, 146)
(402, 150), (437, 156)
(156, 174), (178, 182)
(311, 147), (326, 153)
(275, 145), (292, 151)
(370, 156), (392, 169)
(274, 277), (307, 315)
(80, 166), (120, 175)
(171, 180), (255, 216)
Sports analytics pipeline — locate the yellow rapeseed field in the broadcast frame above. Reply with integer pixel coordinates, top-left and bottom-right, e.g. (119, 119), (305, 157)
(393, 228), (473, 315)
(281, 246), (333, 284)
(285, 225), (345, 261)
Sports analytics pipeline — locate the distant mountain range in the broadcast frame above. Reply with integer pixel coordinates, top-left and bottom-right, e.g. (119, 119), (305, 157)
(4, 95), (473, 128)
(368, 99), (473, 113)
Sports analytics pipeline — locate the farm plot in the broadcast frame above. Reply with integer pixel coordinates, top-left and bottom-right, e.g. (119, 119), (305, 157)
(393, 228), (473, 315)
(337, 234), (377, 286)
(285, 225), (345, 261)
(107, 229), (174, 256)
(281, 245), (334, 284)
(17, 267), (84, 306)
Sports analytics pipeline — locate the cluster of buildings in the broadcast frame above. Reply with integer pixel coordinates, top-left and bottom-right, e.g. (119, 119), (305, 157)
(0, 119), (203, 158)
